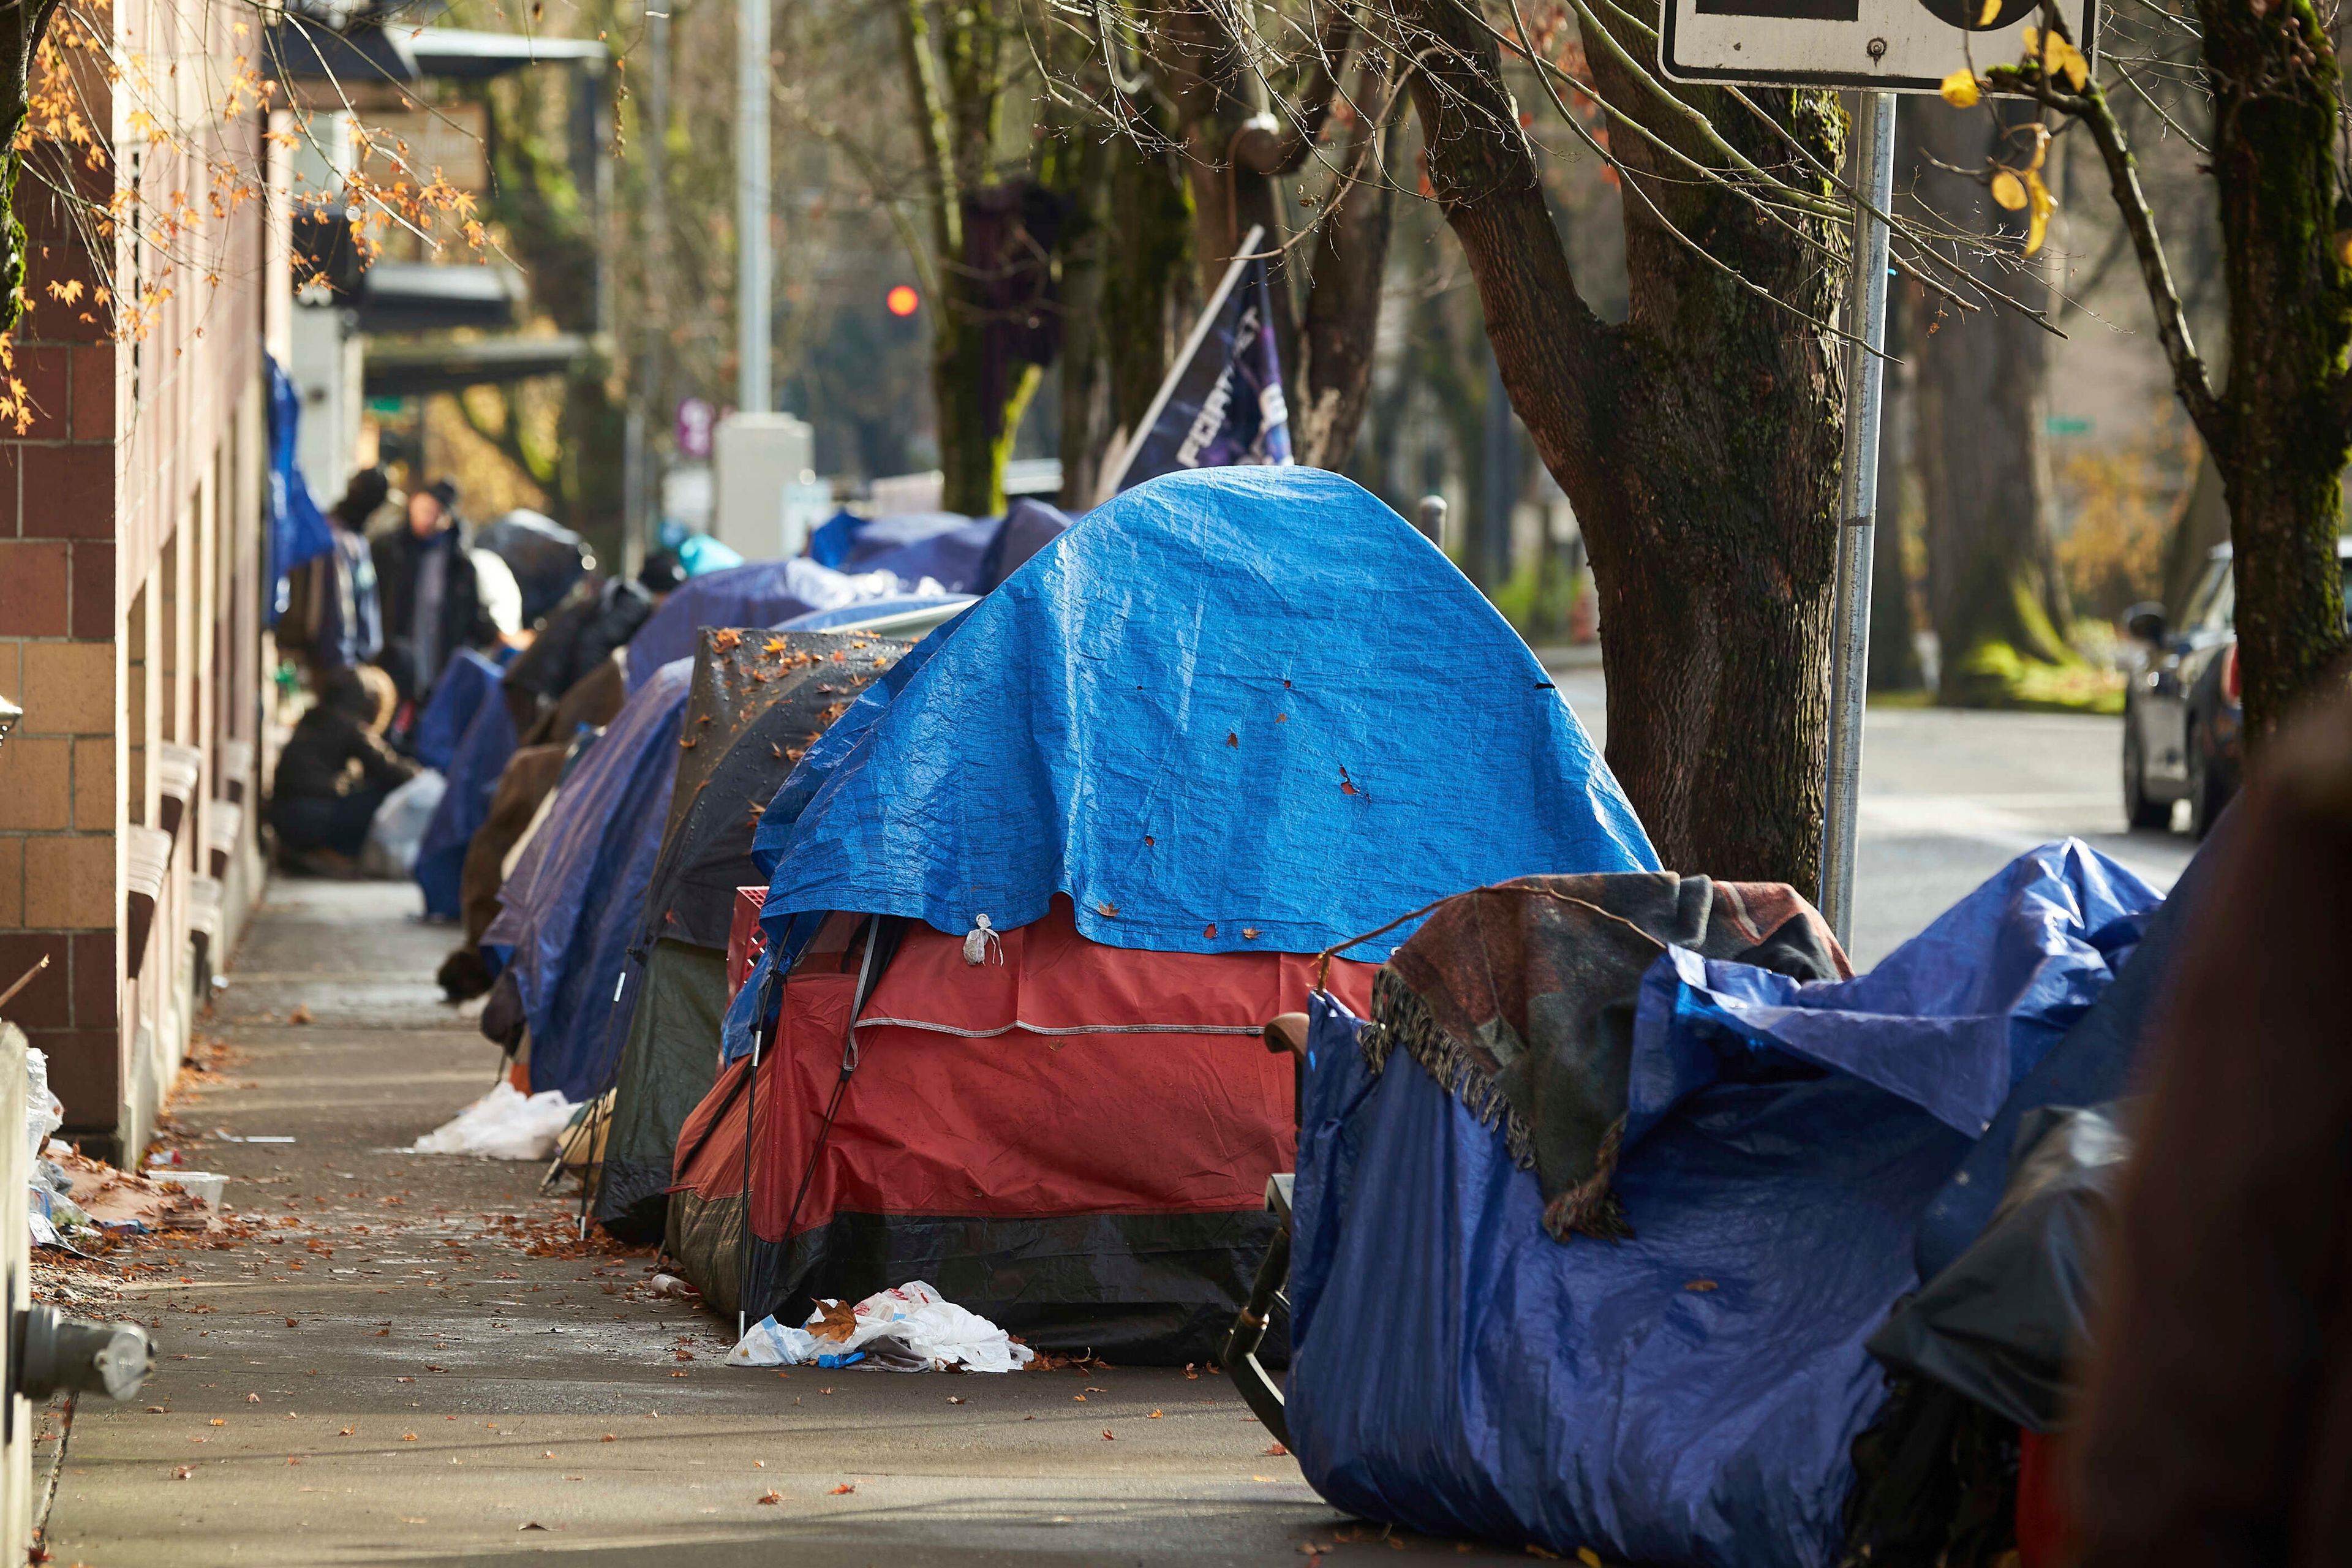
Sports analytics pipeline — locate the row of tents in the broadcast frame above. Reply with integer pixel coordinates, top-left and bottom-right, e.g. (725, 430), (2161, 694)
(399, 466), (2198, 1567)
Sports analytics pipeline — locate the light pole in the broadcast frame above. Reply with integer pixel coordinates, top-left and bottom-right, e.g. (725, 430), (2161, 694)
(736, 0), (770, 415)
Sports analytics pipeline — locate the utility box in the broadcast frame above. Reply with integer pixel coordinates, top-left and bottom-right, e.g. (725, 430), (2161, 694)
(712, 413), (816, 559)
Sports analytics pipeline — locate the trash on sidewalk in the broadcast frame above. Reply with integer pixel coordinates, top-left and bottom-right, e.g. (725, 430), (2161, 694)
(409, 1082), (578, 1160)
(211, 1129), (296, 1144)
(724, 1281), (1034, 1373)
(723, 1316), (820, 1367)
(39, 1145), (221, 1237)
(649, 1272), (700, 1300)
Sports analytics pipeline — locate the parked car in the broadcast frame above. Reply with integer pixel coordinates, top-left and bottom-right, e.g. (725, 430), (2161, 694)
(2121, 537), (2352, 836)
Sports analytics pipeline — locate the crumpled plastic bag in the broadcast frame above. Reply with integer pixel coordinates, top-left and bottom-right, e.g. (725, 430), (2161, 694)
(24, 1047), (62, 1166)
(408, 1082), (576, 1160)
(726, 1315), (821, 1368)
(361, 769), (448, 878)
(813, 1281), (1036, 1374)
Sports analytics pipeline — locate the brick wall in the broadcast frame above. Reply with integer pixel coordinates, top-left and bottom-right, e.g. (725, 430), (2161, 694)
(0, 0), (270, 1158)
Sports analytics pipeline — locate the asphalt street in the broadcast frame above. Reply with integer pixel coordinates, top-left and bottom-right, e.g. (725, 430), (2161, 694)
(34, 691), (2190, 1566)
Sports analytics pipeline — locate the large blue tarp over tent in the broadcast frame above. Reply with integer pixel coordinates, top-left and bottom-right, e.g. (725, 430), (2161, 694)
(412, 649), (505, 772)
(481, 659), (690, 1100)
(1286, 840), (2162, 1568)
(413, 689), (517, 920)
(624, 559), (914, 692)
(753, 467), (1655, 962)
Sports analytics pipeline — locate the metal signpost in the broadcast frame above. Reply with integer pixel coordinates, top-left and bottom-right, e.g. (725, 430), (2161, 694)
(1660, 0), (2092, 946)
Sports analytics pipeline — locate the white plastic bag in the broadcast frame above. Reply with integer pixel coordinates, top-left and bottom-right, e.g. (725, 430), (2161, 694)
(361, 769), (447, 878)
(725, 1316), (821, 1367)
(810, 1280), (1035, 1373)
(408, 1082), (575, 1160)
(24, 1048), (62, 1166)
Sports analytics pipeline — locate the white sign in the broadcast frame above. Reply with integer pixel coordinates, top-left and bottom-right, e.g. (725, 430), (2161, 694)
(1662, 0), (2097, 93)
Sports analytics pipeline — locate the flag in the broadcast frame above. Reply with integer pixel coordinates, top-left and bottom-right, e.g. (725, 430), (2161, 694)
(1118, 258), (1292, 491)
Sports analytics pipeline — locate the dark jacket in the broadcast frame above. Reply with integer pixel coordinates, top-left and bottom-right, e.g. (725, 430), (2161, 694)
(273, 701), (417, 804)
(373, 523), (499, 700)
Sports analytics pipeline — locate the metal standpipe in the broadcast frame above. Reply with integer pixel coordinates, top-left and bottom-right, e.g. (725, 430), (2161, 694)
(1819, 90), (1898, 949)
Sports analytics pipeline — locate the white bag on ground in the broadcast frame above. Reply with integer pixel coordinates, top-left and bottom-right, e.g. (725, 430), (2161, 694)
(840, 1281), (1036, 1373)
(24, 1048), (62, 1165)
(361, 769), (447, 878)
(725, 1316), (821, 1368)
(409, 1082), (575, 1159)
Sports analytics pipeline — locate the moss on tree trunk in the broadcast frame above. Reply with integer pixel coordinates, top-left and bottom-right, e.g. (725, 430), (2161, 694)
(2203, 0), (2351, 738)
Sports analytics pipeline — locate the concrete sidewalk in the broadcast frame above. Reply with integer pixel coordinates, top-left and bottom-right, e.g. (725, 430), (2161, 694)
(36, 879), (1519, 1567)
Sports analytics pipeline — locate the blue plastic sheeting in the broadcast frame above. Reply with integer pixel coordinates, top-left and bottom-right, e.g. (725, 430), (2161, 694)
(484, 660), (690, 1101)
(979, 498), (1072, 588)
(1286, 841), (2162, 1568)
(412, 687), (518, 920)
(624, 559), (911, 692)
(263, 356), (334, 619)
(756, 467), (1654, 960)
(1909, 832), (2211, 1280)
(834, 511), (973, 571)
(804, 509), (867, 568)
(675, 534), (743, 576)
(775, 594), (974, 633)
(412, 649), (505, 771)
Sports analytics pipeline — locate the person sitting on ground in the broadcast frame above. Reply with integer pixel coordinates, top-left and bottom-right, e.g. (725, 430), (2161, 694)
(371, 478), (500, 708)
(269, 666), (418, 873)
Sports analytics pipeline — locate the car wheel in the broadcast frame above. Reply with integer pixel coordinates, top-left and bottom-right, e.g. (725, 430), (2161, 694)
(2122, 717), (2168, 831)
(2187, 727), (2228, 840)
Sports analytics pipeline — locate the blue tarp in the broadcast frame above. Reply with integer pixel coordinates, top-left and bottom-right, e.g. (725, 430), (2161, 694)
(624, 559), (912, 692)
(412, 684), (518, 921)
(483, 660), (690, 1101)
(412, 649), (505, 772)
(263, 355), (334, 620)
(1287, 840), (2163, 1568)
(805, 500), (1072, 593)
(754, 467), (1654, 961)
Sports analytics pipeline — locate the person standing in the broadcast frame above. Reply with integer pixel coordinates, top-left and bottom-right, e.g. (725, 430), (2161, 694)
(371, 478), (497, 705)
(282, 467), (390, 675)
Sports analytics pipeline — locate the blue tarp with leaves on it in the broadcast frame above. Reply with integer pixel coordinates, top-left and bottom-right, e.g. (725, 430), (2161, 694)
(481, 659), (690, 1101)
(750, 466), (1655, 965)
(1286, 840), (2163, 1568)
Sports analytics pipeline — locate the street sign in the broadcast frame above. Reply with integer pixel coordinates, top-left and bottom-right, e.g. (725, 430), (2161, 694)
(1662, 0), (2097, 92)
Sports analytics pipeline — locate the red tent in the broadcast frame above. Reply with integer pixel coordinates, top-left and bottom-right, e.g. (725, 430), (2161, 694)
(668, 896), (1374, 1362)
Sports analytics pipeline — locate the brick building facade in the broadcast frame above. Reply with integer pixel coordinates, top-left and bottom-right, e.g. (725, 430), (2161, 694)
(0, 0), (272, 1159)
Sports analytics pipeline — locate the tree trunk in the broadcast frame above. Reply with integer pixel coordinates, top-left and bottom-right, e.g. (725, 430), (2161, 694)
(1294, 68), (1403, 470)
(2203, 0), (2352, 739)
(1901, 99), (2071, 707)
(1392, 0), (1845, 890)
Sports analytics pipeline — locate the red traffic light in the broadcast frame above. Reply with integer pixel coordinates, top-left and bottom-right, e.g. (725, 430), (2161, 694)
(885, 284), (920, 318)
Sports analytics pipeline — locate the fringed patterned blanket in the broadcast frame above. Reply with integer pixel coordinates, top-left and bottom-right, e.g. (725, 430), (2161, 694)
(1360, 874), (1849, 1242)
